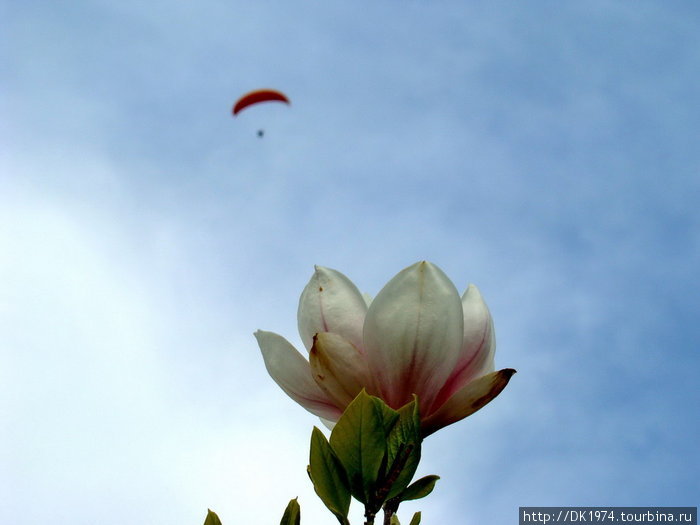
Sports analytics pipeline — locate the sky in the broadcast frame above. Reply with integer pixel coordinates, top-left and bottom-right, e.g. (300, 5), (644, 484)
(1, 1), (699, 524)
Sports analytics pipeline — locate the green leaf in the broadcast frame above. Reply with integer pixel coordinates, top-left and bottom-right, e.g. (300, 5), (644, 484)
(203, 509), (222, 525)
(409, 511), (422, 525)
(398, 475), (439, 502)
(329, 390), (398, 503)
(383, 397), (422, 499)
(389, 514), (401, 525)
(309, 427), (351, 523)
(280, 498), (301, 525)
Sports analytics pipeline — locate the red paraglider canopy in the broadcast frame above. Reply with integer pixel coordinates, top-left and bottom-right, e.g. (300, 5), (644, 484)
(232, 89), (290, 116)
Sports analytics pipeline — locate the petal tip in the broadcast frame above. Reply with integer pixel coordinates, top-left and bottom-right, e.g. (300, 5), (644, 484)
(463, 283), (484, 299)
(421, 367), (516, 437)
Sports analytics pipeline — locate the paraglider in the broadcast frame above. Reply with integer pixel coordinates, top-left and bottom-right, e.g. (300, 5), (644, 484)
(232, 89), (290, 116)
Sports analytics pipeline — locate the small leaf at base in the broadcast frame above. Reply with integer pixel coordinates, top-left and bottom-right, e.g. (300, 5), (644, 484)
(280, 498), (301, 525)
(309, 427), (351, 523)
(204, 509), (223, 525)
(398, 475), (439, 502)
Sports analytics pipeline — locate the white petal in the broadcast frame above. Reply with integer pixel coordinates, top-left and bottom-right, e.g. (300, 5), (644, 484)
(363, 261), (464, 412)
(319, 417), (337, 431)
(254, 330), (342, 421)
(297, 266), (368, 352)
(429, 284), (496, 411)
(461, 285), (496, 376)
(421, 368), (516, 437)
(309, 332), (372, 409)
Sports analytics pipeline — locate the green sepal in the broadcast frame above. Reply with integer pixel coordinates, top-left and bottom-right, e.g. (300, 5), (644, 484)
(203, 509), (222, 525)
(383, 396), (422, 500)
(409, 511), (422, 525)
(397, 475), (439, 502)
(309, 427), (351, 524)
(329, 390), (398, 503)
(280, 498), (301, 525)
(389, 514), (401, 525)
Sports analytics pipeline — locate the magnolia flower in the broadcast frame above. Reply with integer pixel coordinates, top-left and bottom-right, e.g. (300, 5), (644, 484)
(255, 261), (514, 436)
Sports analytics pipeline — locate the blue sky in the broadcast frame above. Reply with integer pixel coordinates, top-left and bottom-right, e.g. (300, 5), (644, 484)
(2, 1), (698, 524)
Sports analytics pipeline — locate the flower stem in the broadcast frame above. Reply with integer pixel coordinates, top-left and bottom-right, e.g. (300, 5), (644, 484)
(382, 508), (394, 525)
(383, 497), (401, 525)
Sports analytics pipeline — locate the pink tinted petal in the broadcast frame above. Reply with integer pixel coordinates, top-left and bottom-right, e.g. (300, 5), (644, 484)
(319, 417), (337, 431)
(297, 266), (368, 352)
(309, 332), (373, 409)
(255, 330), (342, 421)
(421, 368), (516, 437)
(363, 261), (464, 413)
(430, 284), (495, 412)
(460, 285), (496, 376)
